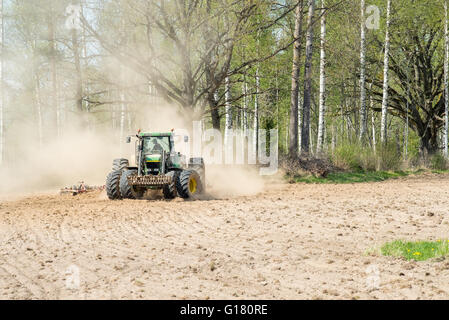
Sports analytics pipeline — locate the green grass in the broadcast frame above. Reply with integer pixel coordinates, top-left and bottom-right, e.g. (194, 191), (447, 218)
(294, 171), (409, 184)
(292, 169), (449, 184)
(381, 240), (449, 261)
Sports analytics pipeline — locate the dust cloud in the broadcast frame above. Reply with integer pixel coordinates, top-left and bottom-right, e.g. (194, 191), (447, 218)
(0, 103), (267, 198)
(0, 128), (119, 194)
(205, 165), (265, 198)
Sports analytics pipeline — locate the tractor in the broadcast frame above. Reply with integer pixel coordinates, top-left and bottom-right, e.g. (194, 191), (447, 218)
(106, 131), (205, 200)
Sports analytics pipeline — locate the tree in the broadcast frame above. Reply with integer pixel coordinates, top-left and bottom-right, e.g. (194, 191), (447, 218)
(370, 25), (446, 155)
(445, 0), (449, 158)
(380, 0), (391, 144)
(300, 0), (315, 154)
(359, 0), (367, 142)
(288, 0), (304, 157)
(317, 0), (326, 153)
(0, 0), (3, 165)
(224, 75), (233, 150)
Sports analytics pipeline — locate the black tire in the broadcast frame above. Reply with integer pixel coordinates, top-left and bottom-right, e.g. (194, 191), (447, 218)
(189, 158), (206, 192)
(176, 170), (203, 199)
(119, 169), (144, 199)
(106, 170), (122, 200)
(112, 158), (129, 171)
(162, 171), (178, 199)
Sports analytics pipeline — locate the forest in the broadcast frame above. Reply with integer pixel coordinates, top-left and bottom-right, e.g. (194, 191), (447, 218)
(0, 0), (448, 172)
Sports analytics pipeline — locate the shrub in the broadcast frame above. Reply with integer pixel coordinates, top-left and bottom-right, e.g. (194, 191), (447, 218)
(430, 153), (448, 171)
(377, 143), (402, 171)
(359, 148), (377, 172)
(331, 144), (363, 172)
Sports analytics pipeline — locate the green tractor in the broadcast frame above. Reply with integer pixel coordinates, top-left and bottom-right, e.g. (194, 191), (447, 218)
(106, 131), (205, 200)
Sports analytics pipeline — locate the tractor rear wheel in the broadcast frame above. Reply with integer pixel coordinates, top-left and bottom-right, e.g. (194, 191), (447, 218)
(106, 170), (122, 200)
(162, 171), (178, 199)
(176, 170), (203, 199)
(112, 158), (129, 171)
(120, 169), (144, 199)
(189, 158), (206, 192)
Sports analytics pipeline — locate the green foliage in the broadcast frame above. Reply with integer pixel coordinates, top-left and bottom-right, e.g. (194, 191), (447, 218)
(331, 142), (402, 172)
(381, 240), (449, 262)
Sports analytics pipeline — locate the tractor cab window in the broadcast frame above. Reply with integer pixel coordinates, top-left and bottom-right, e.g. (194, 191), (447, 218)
(143, 136), (171, 154)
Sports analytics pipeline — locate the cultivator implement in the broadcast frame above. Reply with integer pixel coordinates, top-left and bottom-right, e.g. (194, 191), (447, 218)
(127, 174), (173, 186)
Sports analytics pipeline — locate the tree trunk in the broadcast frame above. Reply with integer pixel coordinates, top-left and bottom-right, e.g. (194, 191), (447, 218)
(371, 98), (376, 153)
(209, 90), (220, 130)
(33, 40), (43, 148)
(420, 128), (439, 157)
(288, 0), (304, 157)
(49, 11), (60, 137)
(119, 89), (126, 147)
(317, 0), (326, 153)
(253, 66), (260, 161)
(359, 0), (367, 142)
(445, 0), (449, 157)
(224, 76), (233, 149)
(72, 27), (83, 114)
(0, 0), (3, 165)
(298, 94), (302, 152)
(242, 75), (248, 136)
(380, 0), (391, 144)
(301, 0), (315, 154)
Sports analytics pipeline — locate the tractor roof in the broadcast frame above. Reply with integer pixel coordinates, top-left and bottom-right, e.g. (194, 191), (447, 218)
(139, 132), (173, 137)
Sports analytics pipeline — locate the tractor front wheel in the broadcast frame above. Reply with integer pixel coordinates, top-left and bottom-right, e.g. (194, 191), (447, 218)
(163, 171), (178, 199)
(120, 169), (145, 199)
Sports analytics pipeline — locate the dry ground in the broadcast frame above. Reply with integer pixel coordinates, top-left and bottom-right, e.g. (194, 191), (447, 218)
(1, 173), (449, 300)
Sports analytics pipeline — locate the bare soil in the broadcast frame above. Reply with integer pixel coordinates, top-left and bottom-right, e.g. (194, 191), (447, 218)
(1, 173), (449, 300)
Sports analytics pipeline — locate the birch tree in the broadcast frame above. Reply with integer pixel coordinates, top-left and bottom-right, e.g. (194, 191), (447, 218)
(224, 75), (233, 151)
(317, 0), (326, 153)
(444, 0), (449, 158)
(359, 0), (367, 142)
(301, 0), (315, 154)
(48, 7), (60, 137)
(0, 0), (3, 165)
(288, 0), (304, 157)
(380, 0), (391, 144)
(253, 66), (260, 160)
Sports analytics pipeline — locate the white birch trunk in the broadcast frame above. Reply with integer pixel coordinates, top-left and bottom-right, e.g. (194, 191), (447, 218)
(380, 0), (391, 144)
(444, 0), (449, 157)
(35, 75), (43, 148)
(371, 98), (377, 152)
(224, 76), (233, 150)
(317, 0), (326, 153)
(0, 0), (3, 165)
(242, 79), (248, 136)
(119, 92), (126, 146)
(253, 67), (260, 161)
(49, 10), (60, 138)
(359, 0), (367, 141)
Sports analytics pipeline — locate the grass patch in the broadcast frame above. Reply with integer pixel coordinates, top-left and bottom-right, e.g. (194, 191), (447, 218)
(294, 171), (409, 184)
(381, 240), (449, 261)
(293, 169), (449, 184)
